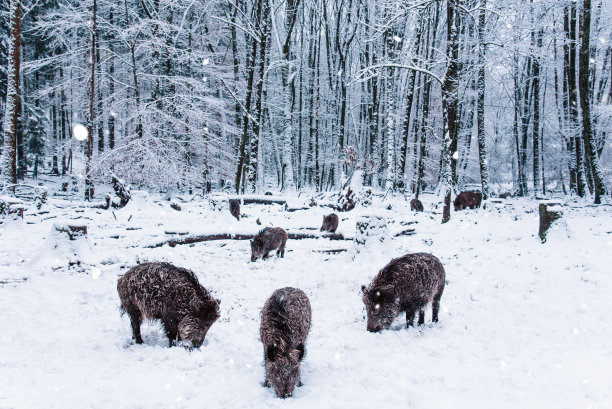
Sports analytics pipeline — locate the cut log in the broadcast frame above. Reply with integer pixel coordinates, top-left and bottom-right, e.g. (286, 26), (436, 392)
(55, 224), (88, 240)
(538, 201), (563, 243)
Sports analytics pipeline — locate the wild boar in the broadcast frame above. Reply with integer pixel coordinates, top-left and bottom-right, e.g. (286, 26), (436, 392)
(361, 253), (445, 332)
(229, 199), (240, 221)
(260, 287), (311, 398)
(320, 213), (339, 233)
(454, 191), (482, 211)
(251, 227), (288, 262)
(410, 198), (424, 212)
(117, 262), (220, 347)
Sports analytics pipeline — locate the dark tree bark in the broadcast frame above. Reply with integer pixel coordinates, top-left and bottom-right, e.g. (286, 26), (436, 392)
(85, 0), (97, 201)
(1, 0), (21, 185)
(108, 9), (115, 150)
(567, 2), (586, 197)
(441, 0), (460, 224)
(476, 0), (489, 199)
(563, 7), (577, 193)
(532, 27), (543, 195)
(579, 0), (606, 203)
(400, 17), (423, 183)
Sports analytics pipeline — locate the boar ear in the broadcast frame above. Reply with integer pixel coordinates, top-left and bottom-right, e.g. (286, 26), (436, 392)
(216, 298), (221, 305)
(266, 344), (279, 362)
(361, 285), (367, 294)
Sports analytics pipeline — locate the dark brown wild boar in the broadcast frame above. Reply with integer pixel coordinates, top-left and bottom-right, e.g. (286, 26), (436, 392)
(410, 198), (424, 212)
(361, 253), (445, 332)
(260, 287), (311, 399)
(454, 191), (482, 211)
(251, 227), (288, 262)
(320, 213), (339, 233)
(117, 262), (220, 348)
(229, 199), (240, 221)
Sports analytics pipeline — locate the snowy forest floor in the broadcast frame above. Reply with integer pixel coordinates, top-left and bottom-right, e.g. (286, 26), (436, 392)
(1, 187), (611, 409)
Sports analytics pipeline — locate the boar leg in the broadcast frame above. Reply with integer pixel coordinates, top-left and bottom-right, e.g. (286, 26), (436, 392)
(278, 243), (285, 258)
(165, 326), (178, 347)
(405, 308), (416, 328)
(432, 293), (442, 323)
(129, 313), (143, 344)
(263, 252), (270, 260)
(123, 301), (143, 344)
(418, 311), (425, 326)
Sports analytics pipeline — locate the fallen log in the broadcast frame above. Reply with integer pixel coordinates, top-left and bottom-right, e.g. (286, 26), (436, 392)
(394, 228), (416, 237)
(148, 233), (258, 248)
(314, 249), (348, 254)
(288, 232), (346, 240)
(55, 224), (88, 240)
(147, 231), (349, 248)
(227, 196), (287, 206)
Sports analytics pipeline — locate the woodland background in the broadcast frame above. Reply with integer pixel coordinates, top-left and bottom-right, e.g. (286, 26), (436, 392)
(1, 0), (611, 207)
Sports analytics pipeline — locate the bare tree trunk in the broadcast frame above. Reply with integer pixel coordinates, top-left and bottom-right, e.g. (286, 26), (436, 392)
(96, 32), (104, 153)
(563, 7), (577, 193)
(278, 0), (301, 191)
(567, 2), (586, 197)
(1, 0), (20, 186)
(108, 9), (115, 150)
(235, 0), (261, 193)
(124, 0), (143, 140)
(441, 0), (460, 224)
(248, 0), (270, 192)
(476, 0), (489, 199)
(579, 0), (606, 203)
(532, 27), (542, 196)
(85, 0), (97, 201)
(400, 18), (423, 185)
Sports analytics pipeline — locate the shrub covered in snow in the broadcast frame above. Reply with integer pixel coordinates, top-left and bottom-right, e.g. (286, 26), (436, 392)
(208, 193), (229, 212)
(355, 214), (388, 246)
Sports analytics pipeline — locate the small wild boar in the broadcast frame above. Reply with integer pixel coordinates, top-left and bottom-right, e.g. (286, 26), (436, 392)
(260, 287), (311, 399)
(251, 227), (288, 262)
(117, 262), (220, 347)
(410, 198), (424, 212)
(229, 199), (240, 221)
(320, 213), (339, 233)
(361, 253), (445, 332)
(454, 191), (483, 211)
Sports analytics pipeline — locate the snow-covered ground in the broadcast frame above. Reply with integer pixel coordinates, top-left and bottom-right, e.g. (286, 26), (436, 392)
(1, 190), (611, 409)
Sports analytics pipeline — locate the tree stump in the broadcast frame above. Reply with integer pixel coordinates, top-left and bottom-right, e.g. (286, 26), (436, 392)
(538, 202), (563, 243)
(55, 224), (88, 240)
(9, 206), (24, 218)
